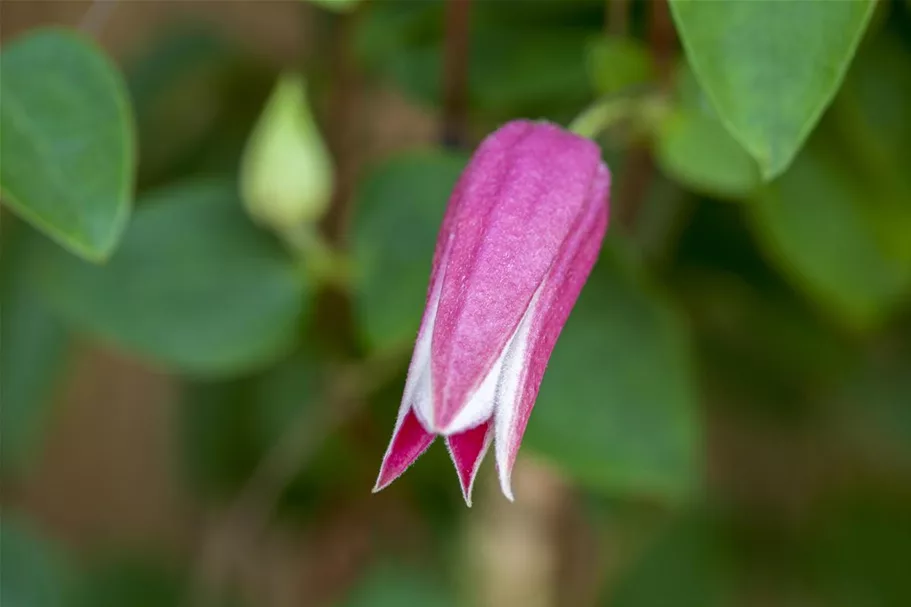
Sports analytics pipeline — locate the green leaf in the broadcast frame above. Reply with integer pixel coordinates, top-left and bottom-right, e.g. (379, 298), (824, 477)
(28, 180), (308, 376)
(654, 65), (761, 200)
(749, 132), (911, 330)
(0, 225), (69, 475)
(342, 565), (453, 607)
(0, 517), (72, 607)
(587, 36), (654, 96)
(525, 241), (702, 502)
(352, 151), (467, 351)
(0, 28), (135, 261)
(604, 517), (730, 607)
(828, 35), (911, 264)
(669, 0), (875, 179)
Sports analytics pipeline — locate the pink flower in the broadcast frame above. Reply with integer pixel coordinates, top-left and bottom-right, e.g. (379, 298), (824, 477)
(373, 120), (610, 505)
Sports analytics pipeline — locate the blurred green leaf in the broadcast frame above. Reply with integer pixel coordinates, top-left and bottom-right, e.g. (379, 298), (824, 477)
(29, 180), (308, 376)
(356, 3), (593, 122)
(808, 497), (911, 607)
(828, 35), (911, 263)
(603, 517), (730, 607)
(352, 151), (467, 351)
(0, 28), (135, 261)
(1, 225), (69, 475)
(179, 377), (261, 498)
(341, 565), (453, 607)
(0, 517), (72, 607)
(669, 0), (875, 179)
(587, 36), (654, 96)
(654, 65), (760, 200)
(126, 25), (250, 187)
(70, 557), (183, 607)
(749, 133), (911, 330)
(179, 349), (349, 514)
(525, 241), (702, 502)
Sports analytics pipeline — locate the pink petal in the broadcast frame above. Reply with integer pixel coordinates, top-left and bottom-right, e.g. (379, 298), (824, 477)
(373, 408), (435, 493)
(445, 421), (493, 506)
(428, 121), (606, 432)
(494, 163), (610, 500)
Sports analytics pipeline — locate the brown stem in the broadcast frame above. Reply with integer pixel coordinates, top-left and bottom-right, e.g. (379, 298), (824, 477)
(442, 0), (472, 148)
(618, 0), (676, 231)
(607, 0), (630, 37)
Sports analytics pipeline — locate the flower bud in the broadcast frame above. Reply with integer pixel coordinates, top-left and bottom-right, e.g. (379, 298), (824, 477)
(373, 120), (610, 505)
(240, 72), (334, 231)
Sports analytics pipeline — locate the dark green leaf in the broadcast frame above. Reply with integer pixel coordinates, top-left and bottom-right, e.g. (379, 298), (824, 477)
(749, 133), (911, 330)
(352, 151), (467, 351)
(525, 241), (702, 502)
(0, 225), (69, 474)
(669, 0), (875, 178)
(0, 517), (72, 607)
(0, 28), (135, 261)
(29, 180), (308, 376)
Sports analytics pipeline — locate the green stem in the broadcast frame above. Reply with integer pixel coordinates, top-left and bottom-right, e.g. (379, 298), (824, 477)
(282, 224), (351, 288)
(568, 91), (668, 141)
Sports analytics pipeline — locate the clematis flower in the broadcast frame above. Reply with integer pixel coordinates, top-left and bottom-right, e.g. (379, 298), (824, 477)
(373, 120), (610, 505)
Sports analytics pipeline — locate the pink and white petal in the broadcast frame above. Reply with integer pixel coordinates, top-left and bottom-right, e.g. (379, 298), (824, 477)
(445, 420), (493, 506)
(430, 123), (606, 430)
(494, 165), (610, 500)
(373, 408), (436, 493)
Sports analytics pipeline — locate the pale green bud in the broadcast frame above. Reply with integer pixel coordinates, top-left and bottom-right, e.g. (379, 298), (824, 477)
(240, 73), (334, 231)
(304, 0), (362, 13)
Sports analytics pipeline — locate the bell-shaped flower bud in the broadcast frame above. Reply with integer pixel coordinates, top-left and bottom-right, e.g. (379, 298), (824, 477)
(240, 72), (334, 231)
(373, 120), (610, 505)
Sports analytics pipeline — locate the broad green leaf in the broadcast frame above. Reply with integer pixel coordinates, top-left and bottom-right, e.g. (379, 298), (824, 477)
(28, 180), (308, 376)
(669, 0), (875, 179)
(749, 132), (911, 330)
(342, 565), (453, 607)
(525, 241), (701, 502)
(603, 517), (730, 607)
(587, 36), (654, 96)
(0, 28), (135, 261)
(352, 151), (467, 350)
(0, 225), (69, 474)
(0, 518), (72, 607)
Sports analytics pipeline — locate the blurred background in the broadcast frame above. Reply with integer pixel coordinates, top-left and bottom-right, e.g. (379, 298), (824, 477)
(2, 1), (910, 606)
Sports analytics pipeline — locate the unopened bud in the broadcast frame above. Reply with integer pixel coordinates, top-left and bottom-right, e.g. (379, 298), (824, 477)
(241, 73), (334, 231)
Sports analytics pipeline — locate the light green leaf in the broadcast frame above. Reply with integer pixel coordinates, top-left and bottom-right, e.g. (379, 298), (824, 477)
(669, 0), (875, 179)
(305, 0), (362, 13)
(352, 151), (467, 350)
(0, 28), (135, 261)
(28, 180), (308, 376)
(0, 225), (69, 475)
(526, 242), (702, 502)
(749, 133), (911, 330)
(0, 518), (72, 607)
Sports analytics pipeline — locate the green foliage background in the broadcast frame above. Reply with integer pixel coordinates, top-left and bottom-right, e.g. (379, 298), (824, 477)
(2, 1), (910, 606)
